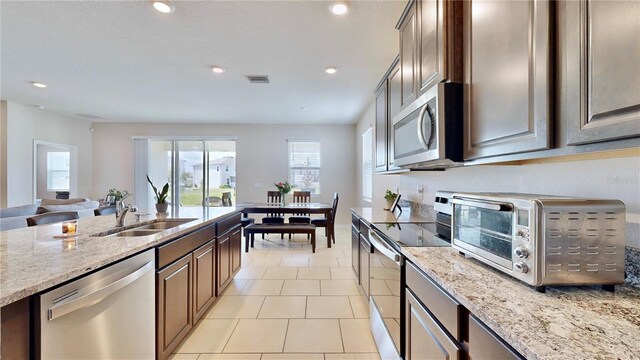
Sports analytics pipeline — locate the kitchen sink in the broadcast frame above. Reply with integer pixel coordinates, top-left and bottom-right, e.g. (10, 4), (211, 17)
(93, 218), (197, 237)
(107, 229), (163, 237)
(136, 219), (194, 230)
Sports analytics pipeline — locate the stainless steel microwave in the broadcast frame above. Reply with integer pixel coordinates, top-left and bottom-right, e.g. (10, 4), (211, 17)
(450, 192), (626, 292)
(392, 83), (463, 168)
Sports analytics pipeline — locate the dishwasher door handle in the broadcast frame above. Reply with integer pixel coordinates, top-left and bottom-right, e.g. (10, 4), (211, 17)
(48, 260), (154, 321)
(370, 231), (402, 265)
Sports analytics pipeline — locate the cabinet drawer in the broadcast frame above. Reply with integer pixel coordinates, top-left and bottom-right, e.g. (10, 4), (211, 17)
(406, 262), (461, 339)
(156, 224), (215, 269)
(217, 213), (242, 236)
(468, 314), (524, 360)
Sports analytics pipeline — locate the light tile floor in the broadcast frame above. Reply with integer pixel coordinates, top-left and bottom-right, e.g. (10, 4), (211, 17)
(171, 226), (380, 360)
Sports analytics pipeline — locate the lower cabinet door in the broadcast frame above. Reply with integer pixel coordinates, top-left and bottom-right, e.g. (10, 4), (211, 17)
(192, 240), (216, 323)
(359, 235), (370, 299)
(230, 228), (242, 275)
(157, 254), (193, 360)
(217, 233), (232, 295)
(468, 314), (524, 360)
(352, 226), (360, 282)
(405, 289), (462, 360)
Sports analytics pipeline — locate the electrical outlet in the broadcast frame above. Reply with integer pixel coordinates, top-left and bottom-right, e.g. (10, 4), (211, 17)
(394, 186), (399, 195)
(417, 184), (424, 194)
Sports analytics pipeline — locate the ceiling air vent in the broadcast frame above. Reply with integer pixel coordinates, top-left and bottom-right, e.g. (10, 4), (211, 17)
(246, 75), (270, 84)
(77, 113), (103, 120)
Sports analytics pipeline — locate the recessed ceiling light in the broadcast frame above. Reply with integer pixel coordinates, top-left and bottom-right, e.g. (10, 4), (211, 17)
(30, 104), (45, 109)
(211, 66), (225, 74)
(152, 1), (174, 14)
(300, 106), (308, 111)
(31, 82), (47, 88)
(325, 66), (337, 74)
(330, 1), (349, 15)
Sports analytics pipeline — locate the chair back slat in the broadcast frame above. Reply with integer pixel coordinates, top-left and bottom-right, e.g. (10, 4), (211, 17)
(292, 191), (311, 216)
(267, 191), (283, 216)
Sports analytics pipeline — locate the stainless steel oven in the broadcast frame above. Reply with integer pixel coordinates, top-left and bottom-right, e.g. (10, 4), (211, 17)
(392, 83), (463, 169)
(451, 193), (626, 292)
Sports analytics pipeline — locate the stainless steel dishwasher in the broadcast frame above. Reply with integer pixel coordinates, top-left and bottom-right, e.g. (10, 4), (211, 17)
(36, 249), (155, 359)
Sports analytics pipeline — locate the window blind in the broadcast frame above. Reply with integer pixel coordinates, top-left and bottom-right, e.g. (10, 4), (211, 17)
(362, 127), (373, 201)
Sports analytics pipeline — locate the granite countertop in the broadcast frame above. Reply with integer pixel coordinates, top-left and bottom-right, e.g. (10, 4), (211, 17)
(0, 207), (241, 307)
(351, 207), (434, 224)
(403, 247), (640, 360)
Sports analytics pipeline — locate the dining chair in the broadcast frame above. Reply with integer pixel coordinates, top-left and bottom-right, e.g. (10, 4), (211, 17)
(27, 211), (80, 227)
(289, 191), (311, 239)
(311, 192), (339, 244)
(262, 191), (285, 239)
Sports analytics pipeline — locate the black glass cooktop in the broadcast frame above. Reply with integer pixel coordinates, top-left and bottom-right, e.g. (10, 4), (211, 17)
(372, 222), (451, 248)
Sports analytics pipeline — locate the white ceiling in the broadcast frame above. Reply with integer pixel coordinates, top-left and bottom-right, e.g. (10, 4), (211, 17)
(1, 0), (404, 125)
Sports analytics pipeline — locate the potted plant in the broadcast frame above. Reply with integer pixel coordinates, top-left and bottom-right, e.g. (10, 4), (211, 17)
(106, 188), (129, 205)
(147, 175), (170, 215)
(384, 190), (398, 211)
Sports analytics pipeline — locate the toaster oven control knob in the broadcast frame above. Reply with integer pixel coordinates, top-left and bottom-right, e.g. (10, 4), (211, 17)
(516, 229), (526, 238)
(514, 245), (530, 259)
(515, 262), (529, 274)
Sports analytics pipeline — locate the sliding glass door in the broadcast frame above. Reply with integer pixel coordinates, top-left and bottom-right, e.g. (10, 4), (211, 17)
(146, 139), (236, 213)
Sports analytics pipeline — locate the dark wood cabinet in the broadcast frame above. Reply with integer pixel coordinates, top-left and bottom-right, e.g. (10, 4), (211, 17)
(399, 1), (418, 109)
(463, 0), (551, 160)
(156, 253), (193, 359)
(405, 289), (463, 360)
(217, 231), (232, 295)
(561, 0), (640, 145)
(192, 241), (215, 323)
(468, 314), (524, 360)
(359, 233), (371, 299)
(230, 227), (242, 275)
(375, 83), (389, 172)
(417, 0), (463, 96)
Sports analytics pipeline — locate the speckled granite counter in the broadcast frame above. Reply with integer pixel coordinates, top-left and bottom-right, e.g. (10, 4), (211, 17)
(351, 207), (433, 224)
(403, 247), (640, 360)
(0, 207), (241, 307)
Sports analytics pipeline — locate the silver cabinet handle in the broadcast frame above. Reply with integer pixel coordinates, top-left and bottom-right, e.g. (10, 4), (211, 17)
(451, 198), (513, 212)
(416, 103), (430, 150)
(370, 231), (402, 265)
(48, 260), (154, 321)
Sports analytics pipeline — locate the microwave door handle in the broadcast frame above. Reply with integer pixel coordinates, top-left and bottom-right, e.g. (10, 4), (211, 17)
(451, 199), (513, 212)
(370, 231), (402, 265)
(416, 104), (430, 150)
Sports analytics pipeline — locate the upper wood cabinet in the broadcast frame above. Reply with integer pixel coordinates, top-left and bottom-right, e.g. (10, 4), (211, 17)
(375, 57), (404, 174)
(562, 0), (640, 145)
(463, 0), (552, 160)
(375, 83), (389, 172)
(398, 0), (463, 111)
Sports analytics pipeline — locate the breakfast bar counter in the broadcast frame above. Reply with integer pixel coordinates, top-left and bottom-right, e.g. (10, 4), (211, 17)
(402, 246), (640, 360)
(0, 207), (242, 307)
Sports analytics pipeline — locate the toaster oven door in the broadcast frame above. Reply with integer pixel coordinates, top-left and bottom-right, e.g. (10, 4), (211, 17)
(451, 198), (515, 270)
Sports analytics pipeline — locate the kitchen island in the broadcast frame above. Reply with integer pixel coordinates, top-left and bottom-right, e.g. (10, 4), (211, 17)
(0, 206), (243, 359)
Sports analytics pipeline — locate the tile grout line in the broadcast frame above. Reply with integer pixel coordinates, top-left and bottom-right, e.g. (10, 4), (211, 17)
(220, 318), (242, 354)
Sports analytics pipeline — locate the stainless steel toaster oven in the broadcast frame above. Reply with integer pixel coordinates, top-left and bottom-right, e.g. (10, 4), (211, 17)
(450, 193), (626, 292)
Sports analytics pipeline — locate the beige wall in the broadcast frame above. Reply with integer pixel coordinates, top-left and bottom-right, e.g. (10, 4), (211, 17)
(3, 101), (93, 207)
(91, 123), (357, 224)
(356, 102), (640, 248)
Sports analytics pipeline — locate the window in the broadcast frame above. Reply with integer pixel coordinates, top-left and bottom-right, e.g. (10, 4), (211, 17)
(289, 141), (320, 195)
(362, 128), (373, 201)
(47, 151), (70, 191)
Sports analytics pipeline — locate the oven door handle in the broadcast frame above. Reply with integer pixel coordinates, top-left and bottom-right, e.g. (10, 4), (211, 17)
(370, 231), (402, 265)
(451, 198), (513, 212)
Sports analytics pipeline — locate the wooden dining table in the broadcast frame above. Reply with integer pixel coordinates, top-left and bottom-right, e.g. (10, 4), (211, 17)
(237, 202), (335, 248)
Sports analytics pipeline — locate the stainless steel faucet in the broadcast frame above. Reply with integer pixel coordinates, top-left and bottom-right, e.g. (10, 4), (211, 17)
(115, 195), (138, 227)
